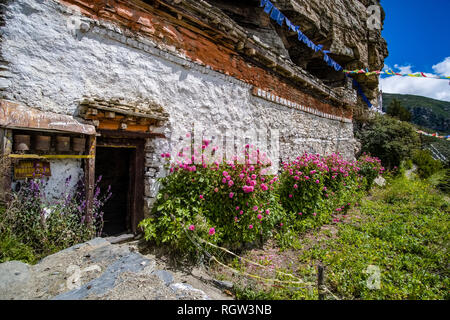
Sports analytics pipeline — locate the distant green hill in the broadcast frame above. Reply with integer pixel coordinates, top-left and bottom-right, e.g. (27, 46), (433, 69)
(382, 93), (450, 134)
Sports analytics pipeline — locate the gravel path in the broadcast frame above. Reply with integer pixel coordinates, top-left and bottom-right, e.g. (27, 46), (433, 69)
(0, 238), (232, 300)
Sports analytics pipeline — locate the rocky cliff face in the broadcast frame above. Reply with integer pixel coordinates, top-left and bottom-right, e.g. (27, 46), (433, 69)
(206, 0), (388, 104)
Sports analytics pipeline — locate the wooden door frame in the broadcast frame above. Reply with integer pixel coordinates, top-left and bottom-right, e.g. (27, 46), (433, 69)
(95, 130), (145, 234)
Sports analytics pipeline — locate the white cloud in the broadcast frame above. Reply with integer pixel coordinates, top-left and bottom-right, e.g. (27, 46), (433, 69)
(432, 57), (450, 76)
(380, 57), (450, 102)
(394, 64), (412, 74)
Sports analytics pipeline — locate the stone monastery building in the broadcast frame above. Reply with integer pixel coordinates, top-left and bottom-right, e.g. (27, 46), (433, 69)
(0, 0), (387, 235)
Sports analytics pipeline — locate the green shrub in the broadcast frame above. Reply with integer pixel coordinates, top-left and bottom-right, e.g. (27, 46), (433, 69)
(355, 114), (421, 169)
(403, 159), (413, 170)
(412, 149), (443, 179)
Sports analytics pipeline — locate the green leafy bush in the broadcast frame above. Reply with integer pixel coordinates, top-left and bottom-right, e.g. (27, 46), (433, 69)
(355, 114), (421, 169)
(412, 149), (443, 179)
(386, 98), (412, 122)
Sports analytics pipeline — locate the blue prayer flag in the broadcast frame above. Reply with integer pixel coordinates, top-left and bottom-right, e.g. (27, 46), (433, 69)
(270, 6), (285, 26)
(263, 0), (273, 14)
(285, 18), (292, 30)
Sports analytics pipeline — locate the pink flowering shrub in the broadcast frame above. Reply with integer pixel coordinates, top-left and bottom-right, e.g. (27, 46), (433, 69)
(139, 143), (283, 254)
(139, 146), (385, 255)
(357, 153), (385, 190)
(277, 153), (383, 232)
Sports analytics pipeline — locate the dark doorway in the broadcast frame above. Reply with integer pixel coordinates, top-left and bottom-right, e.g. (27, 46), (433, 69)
(95, 147), (132, 236)
(94, 132), (145, 236)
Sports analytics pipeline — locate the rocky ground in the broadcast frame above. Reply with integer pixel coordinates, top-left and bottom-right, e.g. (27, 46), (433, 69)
(0, 237), (233, 300)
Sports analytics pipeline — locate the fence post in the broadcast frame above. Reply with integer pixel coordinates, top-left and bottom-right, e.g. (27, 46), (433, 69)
(317, 263), (325, 300)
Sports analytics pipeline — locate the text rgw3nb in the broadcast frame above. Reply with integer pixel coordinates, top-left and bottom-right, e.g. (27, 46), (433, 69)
(177, 304), (272, 317)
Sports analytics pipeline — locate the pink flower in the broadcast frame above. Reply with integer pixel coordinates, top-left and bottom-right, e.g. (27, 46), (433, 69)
(289, 194), (293, 198)
(222, 171), (228, 177)
(260, 183), (268, 191)
(304, 176), (310, 180)
(239, 173), (245, 179)
(214, 187), (219, 193)
(315, 180), (320, 184)
(188, 225), (195, 231)
(293, 184), (298, 189)
(251, 174), (257, 180)
(229, 192), (234, 198)
(199, 195), (204, 200)
(265, 209), (270, 215)
(280, 223), (283, 226)
(165, 153), (170, 158)
(298, 212), (302, 216)
(236, 206), (240, 210)
(209, 227), (215, 235)
(222, 177), (227, 184)
(228, 180), (234, 187)
(257, 214), (263, 220)
(161, 153), (165, 158)
(313, 212), (317, 216)
(239, 210), (243, 215)
(253, 206), (258, 211)
(249, 224), (253, 229)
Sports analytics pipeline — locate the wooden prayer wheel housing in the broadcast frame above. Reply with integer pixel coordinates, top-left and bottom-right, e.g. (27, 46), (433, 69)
(56, 136), (71, 152)
(13, 134), (31, 151)
(35, 135), (51, 151)
(72, 137), (86, 152)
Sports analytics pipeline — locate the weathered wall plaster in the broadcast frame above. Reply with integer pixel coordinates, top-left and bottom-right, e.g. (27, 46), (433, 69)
(0, 0), (358, 215)
(42, 159), (83, 200)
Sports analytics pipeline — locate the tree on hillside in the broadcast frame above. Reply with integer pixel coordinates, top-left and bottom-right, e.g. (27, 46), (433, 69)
(386, 99), (412, 122)
(355, 114), (421, 169)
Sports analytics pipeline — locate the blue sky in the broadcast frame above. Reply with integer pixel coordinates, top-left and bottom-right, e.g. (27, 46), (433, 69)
(379, 0), (450, 101)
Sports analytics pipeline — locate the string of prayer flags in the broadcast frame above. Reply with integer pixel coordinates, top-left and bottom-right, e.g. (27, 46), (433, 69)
(259, 0), (373, 108)
(416, 130), (450, 140)
(344, 69), (450, 80)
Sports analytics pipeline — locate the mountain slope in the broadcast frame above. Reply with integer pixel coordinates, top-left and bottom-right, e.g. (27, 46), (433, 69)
(382, 93), (450, 134)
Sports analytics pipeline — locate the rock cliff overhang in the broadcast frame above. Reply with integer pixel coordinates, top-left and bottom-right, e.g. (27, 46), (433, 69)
(58, 0), (361, 119)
